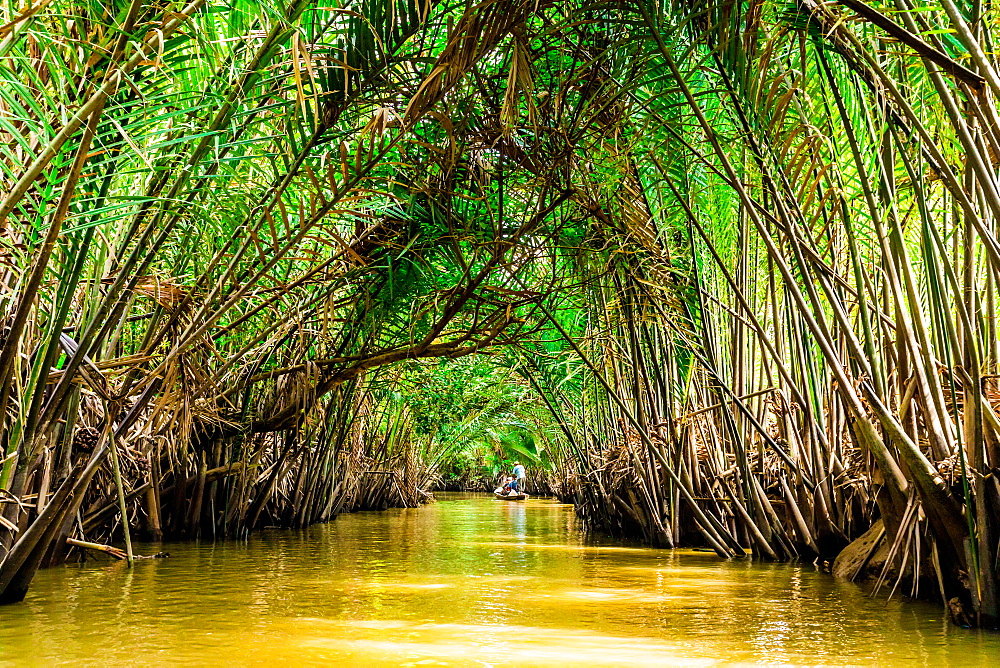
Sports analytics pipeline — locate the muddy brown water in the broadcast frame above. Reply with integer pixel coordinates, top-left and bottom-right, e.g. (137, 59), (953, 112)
(2, 493), (1000, 666)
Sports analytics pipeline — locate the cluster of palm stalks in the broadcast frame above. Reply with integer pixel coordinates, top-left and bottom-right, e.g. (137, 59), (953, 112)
(531, 271), (867, 557)
(0, 0), (572, 603)
(518, 0), (1000, 629)
(5, 0), (1000, 629)
(70, 382), (429, 546)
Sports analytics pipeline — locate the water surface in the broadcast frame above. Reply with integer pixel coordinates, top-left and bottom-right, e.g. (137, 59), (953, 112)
(2, 493), (999, 666)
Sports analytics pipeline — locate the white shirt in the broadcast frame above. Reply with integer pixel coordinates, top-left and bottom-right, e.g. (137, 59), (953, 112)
(513, 464), (525, 479)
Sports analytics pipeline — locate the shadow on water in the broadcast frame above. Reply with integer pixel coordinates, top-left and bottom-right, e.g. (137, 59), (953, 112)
(2, 492), (1000, 666)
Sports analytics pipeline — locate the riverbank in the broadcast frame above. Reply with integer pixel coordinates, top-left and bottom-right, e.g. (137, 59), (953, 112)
(2, 493), (998, 666)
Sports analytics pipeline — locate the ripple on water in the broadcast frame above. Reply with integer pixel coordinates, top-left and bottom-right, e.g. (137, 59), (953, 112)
(0, 494), (998, 667)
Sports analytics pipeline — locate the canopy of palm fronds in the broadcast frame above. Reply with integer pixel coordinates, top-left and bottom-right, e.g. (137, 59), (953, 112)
(2, 0), (1000, 629)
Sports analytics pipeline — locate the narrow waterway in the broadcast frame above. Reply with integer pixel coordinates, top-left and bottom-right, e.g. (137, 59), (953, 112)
(3, 493), (1000, 666)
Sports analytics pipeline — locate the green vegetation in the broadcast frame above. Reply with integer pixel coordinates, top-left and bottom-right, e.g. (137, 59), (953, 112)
(2, 0), (1000, 629)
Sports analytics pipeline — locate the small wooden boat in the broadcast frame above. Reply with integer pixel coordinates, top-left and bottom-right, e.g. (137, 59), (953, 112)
(494, 492), (528, 501)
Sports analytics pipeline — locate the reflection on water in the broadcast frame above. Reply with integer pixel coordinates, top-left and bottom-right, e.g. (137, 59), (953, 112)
(2, 493), (1000, 666)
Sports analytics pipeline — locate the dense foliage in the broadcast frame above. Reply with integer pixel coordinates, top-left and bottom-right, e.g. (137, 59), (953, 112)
(3, 0), (1000, 628)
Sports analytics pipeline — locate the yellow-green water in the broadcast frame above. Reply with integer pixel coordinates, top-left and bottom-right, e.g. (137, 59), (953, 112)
(2, 493), (1000, 666)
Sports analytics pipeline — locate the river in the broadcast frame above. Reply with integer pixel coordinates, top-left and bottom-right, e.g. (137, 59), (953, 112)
(2, 493), (999, 666)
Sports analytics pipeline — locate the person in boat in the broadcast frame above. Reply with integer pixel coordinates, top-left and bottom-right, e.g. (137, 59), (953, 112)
(511, 461), (526, 493)
(496, 476), (515, 495)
